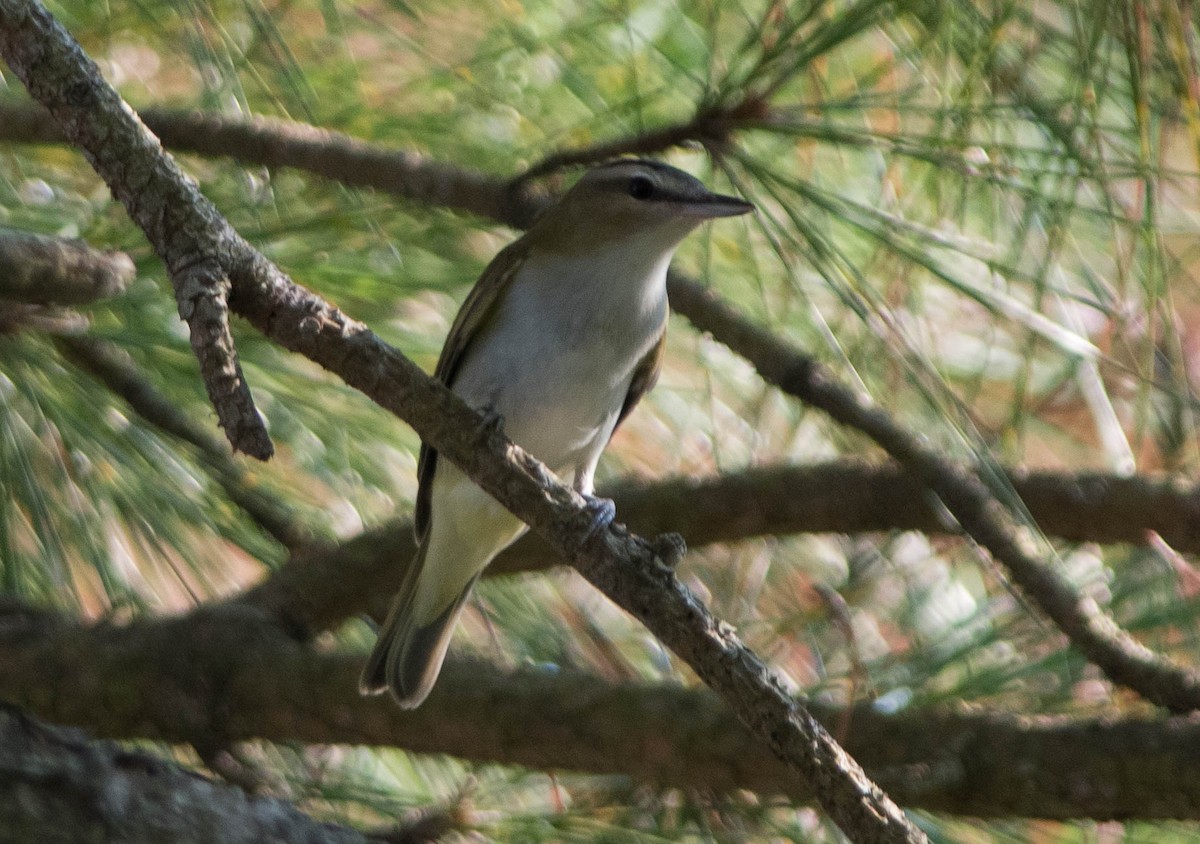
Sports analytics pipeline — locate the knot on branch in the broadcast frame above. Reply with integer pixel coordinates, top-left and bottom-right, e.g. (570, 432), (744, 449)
(651, 532), (687, 568)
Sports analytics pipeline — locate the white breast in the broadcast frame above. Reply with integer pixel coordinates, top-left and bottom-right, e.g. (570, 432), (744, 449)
(450, 243), (670, 479)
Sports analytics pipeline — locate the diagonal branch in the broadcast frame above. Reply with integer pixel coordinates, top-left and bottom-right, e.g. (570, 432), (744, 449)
(4, 96), (1197, 712)
(0, 3), (922, 840)
(665, 277), (1200, 713)
(0, 37), (269, 459)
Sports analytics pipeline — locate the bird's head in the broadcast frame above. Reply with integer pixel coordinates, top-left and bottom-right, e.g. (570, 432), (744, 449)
(526, 159), (754, 257)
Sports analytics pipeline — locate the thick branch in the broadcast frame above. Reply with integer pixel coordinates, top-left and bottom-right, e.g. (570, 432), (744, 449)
(241, 463), (1200, 635)
(8, 59), (1200, 725)
(4, 604), (1200, 820)
(0, 705), (369, 844)
(0, 4), (920, 840)
(0, 228), (133, 305)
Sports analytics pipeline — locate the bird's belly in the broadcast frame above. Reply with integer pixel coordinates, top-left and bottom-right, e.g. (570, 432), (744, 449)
(452, 321), (653, 475)
(476, 343), (631, 471)
(448, 249), (668, 477)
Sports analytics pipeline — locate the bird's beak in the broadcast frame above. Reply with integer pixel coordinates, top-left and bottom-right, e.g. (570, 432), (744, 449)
(678, 193), (756, 219)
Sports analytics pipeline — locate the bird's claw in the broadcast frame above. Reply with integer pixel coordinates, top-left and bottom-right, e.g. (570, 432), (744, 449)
(581, 494), (617, 543)
(479, 405), (506, 435)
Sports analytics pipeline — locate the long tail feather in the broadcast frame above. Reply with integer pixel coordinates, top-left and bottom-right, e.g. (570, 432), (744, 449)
(359, 543), (479, 708)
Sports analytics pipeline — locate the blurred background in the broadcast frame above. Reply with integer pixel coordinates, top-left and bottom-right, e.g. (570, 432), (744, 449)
(4, 0), (1200, 840)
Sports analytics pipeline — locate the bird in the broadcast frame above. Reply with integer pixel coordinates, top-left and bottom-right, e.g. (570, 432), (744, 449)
(360, 159), (754, 708)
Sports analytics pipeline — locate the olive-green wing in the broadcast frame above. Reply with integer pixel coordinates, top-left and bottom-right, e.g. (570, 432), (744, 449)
(414, 242), (528, 540)
(610, 323), (667, 440)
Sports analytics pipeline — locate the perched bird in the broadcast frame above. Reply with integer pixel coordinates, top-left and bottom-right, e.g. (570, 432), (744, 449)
(360, 159), (753, 708)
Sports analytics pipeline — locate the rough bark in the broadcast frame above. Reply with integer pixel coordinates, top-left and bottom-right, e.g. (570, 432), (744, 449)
(5, 95), (1194, 714)
(0, 706), (369, 844)
(0, 19), (269, 457)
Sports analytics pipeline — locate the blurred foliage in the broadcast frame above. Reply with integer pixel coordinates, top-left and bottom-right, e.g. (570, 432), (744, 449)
(5, 0), (1200, 839)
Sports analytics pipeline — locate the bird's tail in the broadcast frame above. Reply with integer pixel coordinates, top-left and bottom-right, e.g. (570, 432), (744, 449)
(359, 541), (480, 709)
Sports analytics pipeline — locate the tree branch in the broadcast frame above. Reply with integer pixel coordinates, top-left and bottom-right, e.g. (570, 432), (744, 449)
(513, 104), (746, 183)
(665, 277), (1200, 713)
(0, 704), (370, 844)
(0, 101), (528, 225)
(172, 257), (272, 459)
(240, 462), (1200, 636)
(0, 228), (134, 305)
(4, 602), (1200, 820)
(0, 3), (921, 840)
(55, 333), (313, 549)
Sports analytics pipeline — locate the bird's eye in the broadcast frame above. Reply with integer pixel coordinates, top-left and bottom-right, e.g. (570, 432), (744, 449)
(628, 176), (655, 200)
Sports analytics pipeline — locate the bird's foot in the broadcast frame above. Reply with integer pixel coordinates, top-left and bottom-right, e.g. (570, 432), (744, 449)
(479, 404), (506, 435)
(580, 494), (617, 543)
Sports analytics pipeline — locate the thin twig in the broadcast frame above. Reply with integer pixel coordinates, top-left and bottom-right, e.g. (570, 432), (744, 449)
(56, 334), (312, 549)
(512, 105), (744, 183)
